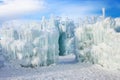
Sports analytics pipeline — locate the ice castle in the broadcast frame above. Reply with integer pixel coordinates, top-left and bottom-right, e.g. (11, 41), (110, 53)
(0, 8), (120, 69)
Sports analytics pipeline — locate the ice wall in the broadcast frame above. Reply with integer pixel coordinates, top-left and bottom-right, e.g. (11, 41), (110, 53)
(75, 17), (120, 69)
(0, 16), (76, 68)
(0, 16), (120, 69)
(0, 17), (59, 68)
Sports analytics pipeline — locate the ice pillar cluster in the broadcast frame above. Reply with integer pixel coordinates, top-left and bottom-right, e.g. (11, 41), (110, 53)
(75, 17), (120, 69)
(0, 17), (59, 67)
(0, 16), (120, 69)
(0, 16), (75, 67)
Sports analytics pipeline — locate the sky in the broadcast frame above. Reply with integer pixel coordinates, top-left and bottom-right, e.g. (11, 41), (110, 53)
(0, 0), (120, 22)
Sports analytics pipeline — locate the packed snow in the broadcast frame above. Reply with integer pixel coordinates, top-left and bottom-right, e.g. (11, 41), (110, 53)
(0, 55), (120, 80)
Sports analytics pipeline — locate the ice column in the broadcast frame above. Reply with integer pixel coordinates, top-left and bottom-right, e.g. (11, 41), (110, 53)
(102, 8), (105, 19)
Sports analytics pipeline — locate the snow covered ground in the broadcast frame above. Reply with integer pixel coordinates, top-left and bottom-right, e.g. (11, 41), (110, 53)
(0, 54), (120, 80)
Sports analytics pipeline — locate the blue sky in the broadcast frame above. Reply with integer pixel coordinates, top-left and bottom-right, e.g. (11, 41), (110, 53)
(0, 0), (120, 22)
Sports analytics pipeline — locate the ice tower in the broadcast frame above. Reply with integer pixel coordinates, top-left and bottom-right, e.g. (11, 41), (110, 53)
(102, 8), (105, 18)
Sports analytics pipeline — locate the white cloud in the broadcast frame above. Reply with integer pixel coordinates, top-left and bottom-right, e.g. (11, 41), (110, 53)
(0, 0), (45, 20)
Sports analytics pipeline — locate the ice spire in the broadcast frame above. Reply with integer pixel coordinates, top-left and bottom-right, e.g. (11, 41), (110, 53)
(102, 8), (105, 18)
(49, 14), (55, 29)
(41, 16), (46, 30)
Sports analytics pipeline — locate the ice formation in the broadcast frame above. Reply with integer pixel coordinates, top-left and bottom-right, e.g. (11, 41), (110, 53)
(75, 17), (120, 69)
(0, 16), (59, 67)
(0, 16), (75, 67)
(0, 15), (120, 69)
